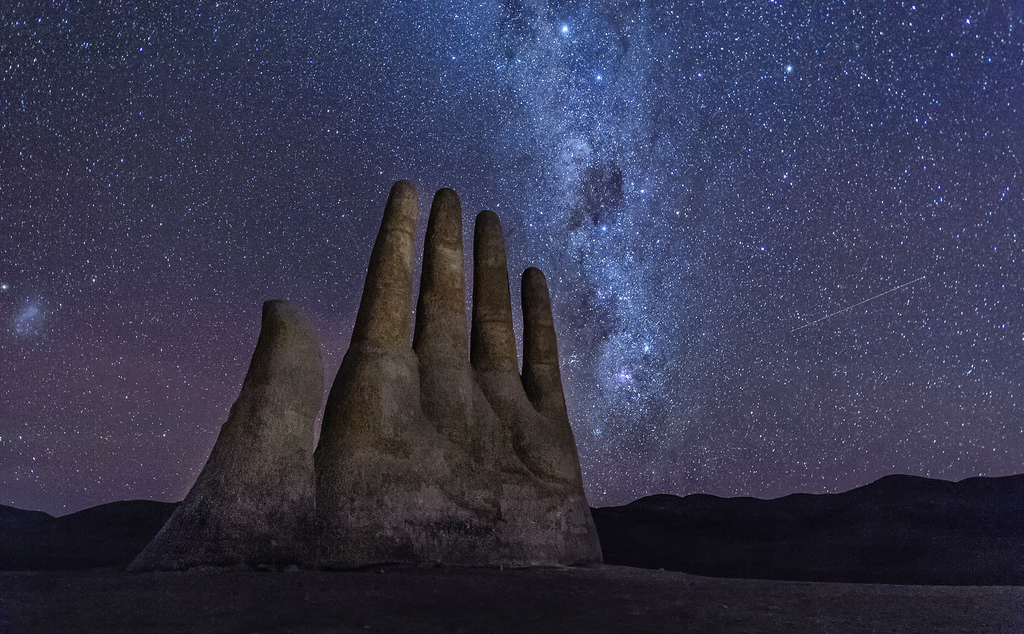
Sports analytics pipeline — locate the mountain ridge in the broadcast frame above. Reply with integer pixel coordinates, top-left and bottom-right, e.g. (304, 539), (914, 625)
(4, 473), (1024, 584)
(593, 472), (1024, 585)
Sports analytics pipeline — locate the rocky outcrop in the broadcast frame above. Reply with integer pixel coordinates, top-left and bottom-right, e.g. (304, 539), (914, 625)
(315, 182), (602, 568)
(129, 300), (323, 571)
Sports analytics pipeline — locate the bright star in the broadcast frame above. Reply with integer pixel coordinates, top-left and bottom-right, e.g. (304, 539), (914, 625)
(785, 64), (794, 74)
(561, 25), (569, 34)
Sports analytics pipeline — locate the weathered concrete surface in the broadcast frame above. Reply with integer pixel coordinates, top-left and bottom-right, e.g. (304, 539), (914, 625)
(129, 300), (323, 571)
(315, 182), (602, 568)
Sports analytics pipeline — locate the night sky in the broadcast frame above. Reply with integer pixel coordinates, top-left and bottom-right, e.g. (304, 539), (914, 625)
(2, 2), (1022, 515)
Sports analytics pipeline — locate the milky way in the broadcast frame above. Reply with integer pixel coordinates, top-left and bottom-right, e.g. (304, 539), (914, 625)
(1, 2), (1021, 514)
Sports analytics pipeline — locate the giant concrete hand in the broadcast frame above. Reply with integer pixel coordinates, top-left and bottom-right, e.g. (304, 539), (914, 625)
(315, 181), (602, 567)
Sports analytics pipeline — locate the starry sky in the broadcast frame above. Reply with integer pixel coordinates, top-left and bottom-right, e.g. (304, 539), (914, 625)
(2, 1), (1022, 515)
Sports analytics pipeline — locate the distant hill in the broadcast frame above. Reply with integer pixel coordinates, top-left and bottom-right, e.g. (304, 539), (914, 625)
(591, 473), (1024, 585)
(0, 500), (177, 570)
(5, 474), (1024, 584)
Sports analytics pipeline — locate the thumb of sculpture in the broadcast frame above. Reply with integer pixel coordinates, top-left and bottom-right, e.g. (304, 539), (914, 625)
(129, 300), (323, 571)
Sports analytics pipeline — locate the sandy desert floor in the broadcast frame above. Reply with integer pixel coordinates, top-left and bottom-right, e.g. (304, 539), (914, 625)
(1, 564), (1021, 633)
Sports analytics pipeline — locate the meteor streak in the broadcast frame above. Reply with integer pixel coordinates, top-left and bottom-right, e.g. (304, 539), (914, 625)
(792, 276), (926, 332)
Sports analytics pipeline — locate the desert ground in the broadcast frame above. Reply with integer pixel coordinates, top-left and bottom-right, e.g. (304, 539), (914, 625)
(1, 564), (1021, 633)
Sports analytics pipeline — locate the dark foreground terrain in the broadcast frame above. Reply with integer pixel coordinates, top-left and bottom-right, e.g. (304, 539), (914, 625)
(2, 565), (1022, 634)
(4, 475), (1024, 632)
(594, 473), (1024, 585)
(0, 500), (176, 570)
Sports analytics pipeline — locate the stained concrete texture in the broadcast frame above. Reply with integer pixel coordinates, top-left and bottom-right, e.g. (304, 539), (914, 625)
(129, 300), (323, 571)
(315, 182), (602, 568)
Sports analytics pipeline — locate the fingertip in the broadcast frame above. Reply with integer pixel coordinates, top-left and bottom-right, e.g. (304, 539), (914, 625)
(476, 208), (500, 228)
(522, 267), (547, 296)
(387, 180), (419, 220)
(391, 179), (417, 197)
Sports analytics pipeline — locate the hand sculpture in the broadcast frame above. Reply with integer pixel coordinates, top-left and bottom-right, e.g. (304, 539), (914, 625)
(315, 181), (602, 567)
(129, 181), (601, 571)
